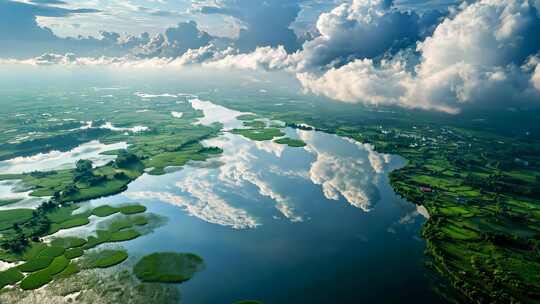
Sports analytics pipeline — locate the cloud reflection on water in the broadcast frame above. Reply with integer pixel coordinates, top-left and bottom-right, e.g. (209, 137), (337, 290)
(0, 140), (127, 174)
(299, 130), (392, 211)
(126, 99), (397, 229)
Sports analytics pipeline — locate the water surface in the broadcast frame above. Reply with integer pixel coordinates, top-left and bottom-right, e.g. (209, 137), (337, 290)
(80, 100), (441, 303)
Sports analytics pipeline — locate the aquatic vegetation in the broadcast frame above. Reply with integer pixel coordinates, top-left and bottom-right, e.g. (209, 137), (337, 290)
(0, 268), (24, 288)
(50, 237), (87, 249)
(0, 201), (162, 291)
(19, 271), (52, 290)
(64, 248), (84, 259)
(231, 128), (285, 141)
(83, 230), (113, 250)
(119, 204), (147, 215)
(56, 261), (79, 278)
(82, 249), (128, 269)
(20, 255), (69, 290)
(0, 95), (223, 204)
(21, 243), (48, 261)
(92, 204), (146, 217)
(133, 252), (204, 283)
(91, 205), (118, 217)
(0, 268), (181, 304)
(273, 137), (306, 147)
(7, 83), (536, 303)
(49, 217), (90, 234)
(109, 229), (141, 242)
(36, 246), (65, 259)
(17, 257), (53, 272)
(0, 89), (225, 297)
(233, 301), (264, 304)
(44, 255), (70, 275)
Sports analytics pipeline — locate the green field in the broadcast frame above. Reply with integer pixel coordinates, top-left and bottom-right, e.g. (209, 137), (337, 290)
(0, 209), (34, 231)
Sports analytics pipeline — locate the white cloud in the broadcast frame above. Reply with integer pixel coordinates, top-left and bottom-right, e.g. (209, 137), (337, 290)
(296, 58), (422, 109)
(298, 0), (540, 113)
(204, 45), (295, 71)
(171, 44), (235, 66)
(296, 0), (428, 70)
(528, 55), (540, 90)
(2, 0), (539, 113)
(533, 65), (540, 90)
(211, 134), (304, 222)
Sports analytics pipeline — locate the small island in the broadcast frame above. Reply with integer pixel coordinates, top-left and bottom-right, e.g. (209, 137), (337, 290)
(134, 252), (205, 283)
(273, 137), (306, 147)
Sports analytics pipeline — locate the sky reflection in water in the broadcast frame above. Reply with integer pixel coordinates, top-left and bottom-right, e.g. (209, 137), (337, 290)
(86, 99), (441, 303)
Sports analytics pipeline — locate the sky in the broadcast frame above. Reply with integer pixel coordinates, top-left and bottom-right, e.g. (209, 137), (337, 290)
(1, 0), (540, 113)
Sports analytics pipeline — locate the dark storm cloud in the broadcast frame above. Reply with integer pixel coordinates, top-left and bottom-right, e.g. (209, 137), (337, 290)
(132, 21), (215, 58)
(197, 0), (303, 52)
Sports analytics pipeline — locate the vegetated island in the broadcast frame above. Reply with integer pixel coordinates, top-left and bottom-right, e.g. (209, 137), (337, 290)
(0, 200), (157, 290)
(133, 252), (205, 283)
(273, 137), (306, 147)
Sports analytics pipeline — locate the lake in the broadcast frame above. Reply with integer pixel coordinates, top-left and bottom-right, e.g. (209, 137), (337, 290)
(70, 99), (443, 303)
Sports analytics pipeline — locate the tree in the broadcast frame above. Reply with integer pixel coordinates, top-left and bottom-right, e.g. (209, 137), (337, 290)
(115, 150), (140, 168)
(75, 159), (93, 172)
(62, 184), (79, 197)
(74, 159), (94, 182)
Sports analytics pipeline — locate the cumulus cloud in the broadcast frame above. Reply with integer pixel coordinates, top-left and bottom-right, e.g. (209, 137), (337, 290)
(172, 43), (235, 65)
(3, 0), (540, 113)
(196, 0), (303, 52)
(204, 45), (295, 71)
(0, 45), (234, 68)
(133, 21), (216, 58)
(298, 0), (540, 112)
(296, 0), (442, 70)
(297, 58), (420, 109)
